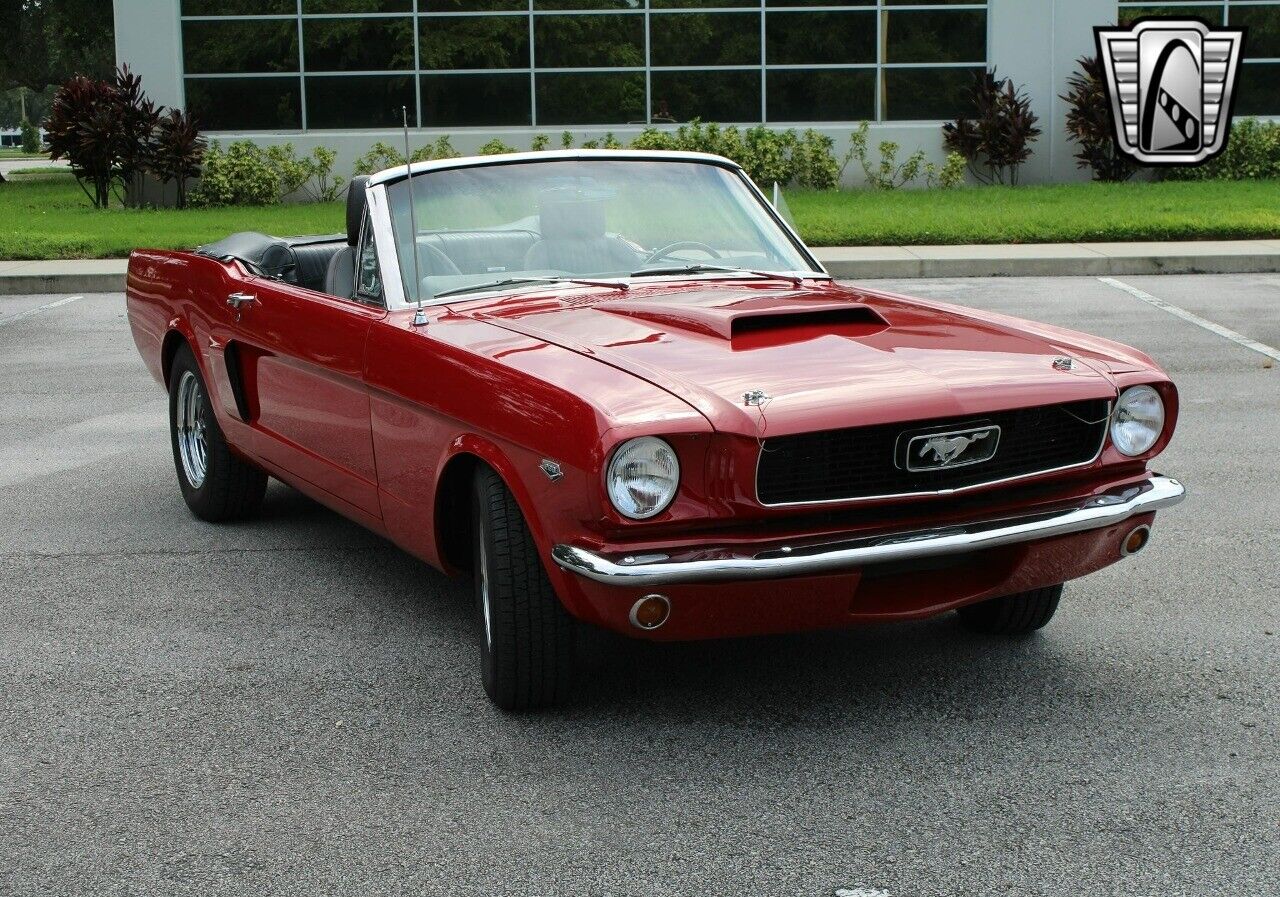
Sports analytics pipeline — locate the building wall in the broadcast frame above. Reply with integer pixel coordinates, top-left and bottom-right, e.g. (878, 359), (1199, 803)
(112, 1), (1275, 187)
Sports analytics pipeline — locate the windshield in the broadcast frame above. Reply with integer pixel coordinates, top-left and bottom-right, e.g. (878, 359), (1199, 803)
(384, 158), (819, 303)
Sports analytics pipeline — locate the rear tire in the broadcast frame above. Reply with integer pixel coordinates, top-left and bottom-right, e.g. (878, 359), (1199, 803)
(168, 343), (267, 522)
(956, 584), (1063, 636)
(472, 466), (574, 711)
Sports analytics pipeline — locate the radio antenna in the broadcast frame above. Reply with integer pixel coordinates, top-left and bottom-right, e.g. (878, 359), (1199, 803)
(402, 105), (426, 326)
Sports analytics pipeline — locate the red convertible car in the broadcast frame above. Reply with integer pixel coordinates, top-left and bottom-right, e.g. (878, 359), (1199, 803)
(126, 150), (1185, 710)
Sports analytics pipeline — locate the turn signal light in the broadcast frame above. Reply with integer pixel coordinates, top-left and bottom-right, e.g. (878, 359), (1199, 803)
(629, 594), (671, 630)
(1121, 524), (1151, 556)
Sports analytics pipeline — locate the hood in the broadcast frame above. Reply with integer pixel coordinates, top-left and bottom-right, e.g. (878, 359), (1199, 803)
(467, 281), (1122, 437)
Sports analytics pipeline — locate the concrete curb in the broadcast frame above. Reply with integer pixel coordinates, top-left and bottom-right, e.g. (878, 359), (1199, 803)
(2, 240), (1279, 295)
(812, 240), (1280, 280)
(0, 261), (128, 296)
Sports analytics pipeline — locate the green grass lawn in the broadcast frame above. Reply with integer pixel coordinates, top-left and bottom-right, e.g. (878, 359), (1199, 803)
(0, 149), (47, 160)
(2, 169), (1278, 259)
(788, 179), (1280, 246)
(0, 171), (343, 260)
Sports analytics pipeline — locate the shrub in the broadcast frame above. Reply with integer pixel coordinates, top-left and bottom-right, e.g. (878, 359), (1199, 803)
(114, 67), (162, 203)
(561, 131), (573, 149)
(531, 134), (550, 151)
(793, 130), (839, 190)
(479, 138), (517, 155)
(44, 74), (122, 208)
(740, 125), (797, 188)
(353, 137), (461, 176)
(841, 122), (965, 190)
(629, 128), (679, 151)
(943, 69), (1041, 185)
(929, 152), (968, 189)
(1162, 117), (1280, 181)
(150, 108), (205, 208)
(352, 141), (404, 176)
(20, 119), (40, 155)
(45, 66), (209, 209)
(1062, 55), (1136, 182)
(304, 146), (344, 202)
(189, 141), (279, 207)
(843, 122), (923, 190)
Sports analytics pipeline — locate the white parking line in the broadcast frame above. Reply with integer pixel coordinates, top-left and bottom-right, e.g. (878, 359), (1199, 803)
(1099, 276), (1280, 363)
(0, 294), (83, 327)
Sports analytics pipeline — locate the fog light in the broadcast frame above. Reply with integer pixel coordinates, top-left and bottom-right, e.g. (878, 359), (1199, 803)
(1121, 524), (1151, 556)
(629, 594), (671, 630)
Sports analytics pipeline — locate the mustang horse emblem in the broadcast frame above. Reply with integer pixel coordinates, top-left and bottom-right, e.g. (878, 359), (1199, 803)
(917, 431), (993, 467)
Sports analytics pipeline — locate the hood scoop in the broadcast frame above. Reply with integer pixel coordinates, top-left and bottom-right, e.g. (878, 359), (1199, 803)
(601, 298), (888, 346)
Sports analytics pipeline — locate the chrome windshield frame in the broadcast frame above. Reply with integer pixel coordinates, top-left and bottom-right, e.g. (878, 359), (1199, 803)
(367, 150), (829, 313)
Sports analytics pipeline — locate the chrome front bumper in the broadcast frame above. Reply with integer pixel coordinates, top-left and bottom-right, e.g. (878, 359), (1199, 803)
(552, 475), (1186, 587)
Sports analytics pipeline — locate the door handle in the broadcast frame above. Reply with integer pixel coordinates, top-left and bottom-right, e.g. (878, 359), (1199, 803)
(226, 292), (258, 320)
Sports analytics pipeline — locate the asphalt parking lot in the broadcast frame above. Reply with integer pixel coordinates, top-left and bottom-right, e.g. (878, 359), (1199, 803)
(1, 274), (1276, 896)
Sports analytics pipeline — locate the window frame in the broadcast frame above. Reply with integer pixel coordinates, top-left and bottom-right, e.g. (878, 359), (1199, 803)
(178, 0), (991, 128)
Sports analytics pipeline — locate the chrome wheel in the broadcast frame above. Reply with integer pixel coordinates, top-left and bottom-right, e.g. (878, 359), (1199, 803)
(477, 513), (493, 649)
(175, 370), (208, 489)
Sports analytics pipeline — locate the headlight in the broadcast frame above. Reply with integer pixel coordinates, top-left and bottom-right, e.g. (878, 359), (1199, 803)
(606, 437), (680, 519)
(1110, 385), (1165, 456)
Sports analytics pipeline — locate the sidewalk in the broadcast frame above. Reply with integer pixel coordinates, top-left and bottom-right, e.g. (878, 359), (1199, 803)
(3, 239), (1279, 295)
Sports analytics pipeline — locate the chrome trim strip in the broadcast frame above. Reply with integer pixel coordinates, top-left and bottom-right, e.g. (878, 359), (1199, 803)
(754, 401), (1113, 508)
(552, 475), (1185, 587)
(366, 183), (407, 309)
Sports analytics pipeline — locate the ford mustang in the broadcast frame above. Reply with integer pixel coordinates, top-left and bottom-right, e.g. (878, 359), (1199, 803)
(125, 150), (1185, 710)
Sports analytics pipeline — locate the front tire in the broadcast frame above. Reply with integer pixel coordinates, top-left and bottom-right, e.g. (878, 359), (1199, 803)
(168, 343), (267, 522)
(472, 466), (574, 711)
(956, 584), (1063, 636)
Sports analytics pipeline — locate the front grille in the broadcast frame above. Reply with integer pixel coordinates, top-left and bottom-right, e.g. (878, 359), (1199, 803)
(756, 398), (1110, 505)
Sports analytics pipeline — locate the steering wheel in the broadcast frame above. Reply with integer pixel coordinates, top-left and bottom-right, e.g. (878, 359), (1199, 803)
(643, 241), (723, 266)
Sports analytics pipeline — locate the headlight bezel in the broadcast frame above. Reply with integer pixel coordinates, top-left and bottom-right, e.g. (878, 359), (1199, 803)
(605, 436), (681, 520)
(1110, 384), (1166, 457)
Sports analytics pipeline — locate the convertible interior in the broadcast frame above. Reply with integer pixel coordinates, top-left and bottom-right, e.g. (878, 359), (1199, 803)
(196, 175), (649, 303)
(196, 160), (803, 305)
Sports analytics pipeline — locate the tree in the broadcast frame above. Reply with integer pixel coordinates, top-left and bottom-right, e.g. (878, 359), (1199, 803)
(0, 1), (114, 93)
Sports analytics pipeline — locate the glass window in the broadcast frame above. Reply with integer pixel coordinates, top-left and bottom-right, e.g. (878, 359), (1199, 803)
(182, 20), (299, 74)
(534, 0), (643, 9)
(534, 15), (645, 68)
(420, 16), (530, 70)
(185, 77), (303, 130)
(767, 0), (871, 6)
(766, 12), (876, 66)
(423, 0), (526, 9)
(1237, 62), (1280, 114)
(884, 10), (987, 64)
(304, 17), (415, 72)
(1232, 5), (1280, 59)
(883, 66), (982, 121)
(651, 13), (760, 67)
(1118, 5), (1224, 27)
(767, 68), (874, 122)
(657, 0), (759, 7)
(355, 219), (384, 303)
(306, 75), (417, 128)
(304, 0), (412, 11)
(651, 70), (761, 122)
(183, 0), (294, 14)
(536, 72), (646, 124)
(421, 73), (532, 126)
(384, 159), (816, 302)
